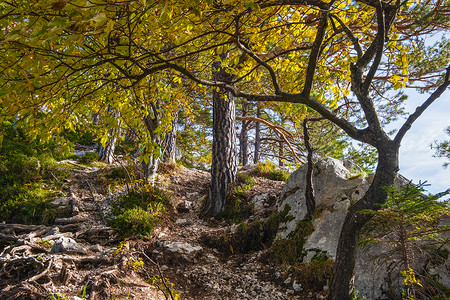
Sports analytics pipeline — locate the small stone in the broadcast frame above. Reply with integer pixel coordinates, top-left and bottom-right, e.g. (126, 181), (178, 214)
(283, 277), (291, 285)
(286, 289), (294, 295)
(293, 280), (302, 292)
(175, 218), (187, 225)
(236, 288), (243, 293)
(51, 237), (86, 254)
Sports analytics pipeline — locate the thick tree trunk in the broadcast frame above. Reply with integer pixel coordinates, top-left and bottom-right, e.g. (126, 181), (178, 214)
(98, 111), (120, 164)
(254, 105), (261, 164)
(163, 111), (178, 163)
(142, 155), (159, 185)
(328, 142), (399, 300)
(203, 69), (237, 217)
(141, 107), (161, 185)
(239, 101), (249, 166)
(98, 135), (117, 164)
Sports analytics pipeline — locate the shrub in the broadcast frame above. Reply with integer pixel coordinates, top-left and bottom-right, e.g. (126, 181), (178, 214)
(270, 219), (314, 265)
(291, 259), (335, 292)
(110, 206), (163, 236)
(204, 205), (293, 254)
(109, 185), (170, 236)
(254, 161), (290, 181)
(220, 173), (256, 222)
(78, 151), (98, 164)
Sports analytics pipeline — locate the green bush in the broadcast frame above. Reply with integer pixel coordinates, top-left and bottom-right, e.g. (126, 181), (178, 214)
(109, 185), (170, 236)
(254, 161), (290, 181)
(110, 206), (163, 236)
(78, 151), (98, 164)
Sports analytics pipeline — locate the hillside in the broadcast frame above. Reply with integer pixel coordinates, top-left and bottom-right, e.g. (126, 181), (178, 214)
(1, 153), (323, 300)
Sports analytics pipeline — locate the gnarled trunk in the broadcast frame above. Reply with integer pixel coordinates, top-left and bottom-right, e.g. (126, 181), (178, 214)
(328, 142), (399, 300)
(98, 135), (117, 164)
(141, 106), (161, 185)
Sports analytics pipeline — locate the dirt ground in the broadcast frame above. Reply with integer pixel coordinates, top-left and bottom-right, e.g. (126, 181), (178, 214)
(0, 155), (324, 300)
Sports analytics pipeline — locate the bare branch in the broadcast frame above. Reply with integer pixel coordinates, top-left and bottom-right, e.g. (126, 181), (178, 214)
(394, 65), (450, 145)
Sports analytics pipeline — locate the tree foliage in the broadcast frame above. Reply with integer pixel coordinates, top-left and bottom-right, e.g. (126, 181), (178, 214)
(1, 0), (450, 298)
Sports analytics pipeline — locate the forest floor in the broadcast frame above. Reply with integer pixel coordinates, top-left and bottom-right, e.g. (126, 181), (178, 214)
(0, 148), (326, 300)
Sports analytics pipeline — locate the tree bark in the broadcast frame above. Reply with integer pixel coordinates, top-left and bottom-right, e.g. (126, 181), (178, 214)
(163, 110), (178, 163)
(141, 106), (161, 185)
(328, 141), (399, 300)
(203, 67), (237, 217)
(239, 101), (249, 166)
(98, 110), (120, 164)
(254, 105), (261, 164)
(303, 118), (315, 218)
(98, 134), (117, 164)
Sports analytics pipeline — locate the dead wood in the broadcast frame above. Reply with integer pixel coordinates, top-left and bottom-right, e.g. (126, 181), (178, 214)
(54, 217), (89, 225)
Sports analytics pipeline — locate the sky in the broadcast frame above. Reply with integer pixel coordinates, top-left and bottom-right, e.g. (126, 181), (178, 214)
(390, 88), (450, 195)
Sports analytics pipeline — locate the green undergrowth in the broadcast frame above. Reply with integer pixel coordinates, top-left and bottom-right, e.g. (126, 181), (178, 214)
(78, 151), (98, 164)
(0, 122), (72, 224)
(291, 259), (335, 293)
(109, 185), (171, 236)
(99, 163), (140, 192)
(220, 172), (256, 222)
(204, 204), (293, 254)
(270, 219), (314, 265)
(254, 161), (290, 181)
(271, 219), (334, 294)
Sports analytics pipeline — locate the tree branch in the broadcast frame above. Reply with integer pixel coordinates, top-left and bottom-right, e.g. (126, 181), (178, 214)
(394, 65), (450, 145)
(302, 8), (329, 97)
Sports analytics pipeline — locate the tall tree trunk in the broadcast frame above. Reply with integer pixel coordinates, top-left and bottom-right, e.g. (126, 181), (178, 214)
(163, 110), (178, 163)
(328, 142), (399, 300)
(203, 67), (237, 217)
(98, 110), (120, 164)
(254, 105), (261, 164)
(141, 106), (161, 185)
(239, 101), (249, 166)
(98, 134), (117, 164)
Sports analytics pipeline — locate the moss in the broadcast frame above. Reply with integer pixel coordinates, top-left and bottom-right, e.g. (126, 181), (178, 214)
(270, 219), (314, 265)
(0, 123), (72, 224)
(220, 172), (256, 222)
(205, 204), (293, 254)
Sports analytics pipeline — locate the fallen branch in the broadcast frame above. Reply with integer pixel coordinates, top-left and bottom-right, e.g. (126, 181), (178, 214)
(86, 180), (107, 225)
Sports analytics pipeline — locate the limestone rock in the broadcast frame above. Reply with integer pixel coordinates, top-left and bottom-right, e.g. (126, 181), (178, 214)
(51, 237), (87, 254)
(158, 241), (203, 262)
(275, 157), (428, 299)
(277, 157), (369, 239)
(252, 193), (269, 215)
(51, 197), (73, 217)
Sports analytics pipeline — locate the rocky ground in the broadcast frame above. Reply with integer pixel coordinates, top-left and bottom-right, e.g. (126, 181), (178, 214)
(0, 152), (325, 300)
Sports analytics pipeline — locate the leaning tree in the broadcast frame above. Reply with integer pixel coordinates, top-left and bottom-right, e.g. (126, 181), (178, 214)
(1, 0), (449, 298)
(150, 1), (450, 298)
